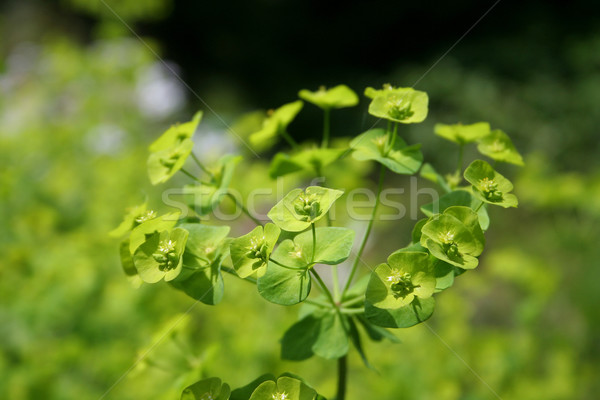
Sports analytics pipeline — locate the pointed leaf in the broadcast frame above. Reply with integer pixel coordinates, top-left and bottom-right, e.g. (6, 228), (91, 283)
(365, 297), (435, 328)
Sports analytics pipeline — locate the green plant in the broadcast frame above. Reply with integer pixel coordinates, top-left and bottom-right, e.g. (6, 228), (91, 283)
(111, 84), (523, 400)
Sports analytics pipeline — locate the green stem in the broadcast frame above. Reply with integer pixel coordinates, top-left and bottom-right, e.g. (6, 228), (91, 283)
(270, 258), (305, 271)
(340, 296), (364, 308)
(191, 152), (212, 176)
(332, 265), (340, 302)
(180, 168), (201, 182)
(311, 223), (316, 264)
(475, 201), (485, 212)
(339, 307), (364, 315)
(341, 164), (386, 297)
(456, 143), (465, 184)
(388, 122), (398, 150)
(305, 298), (331, 308)
(310, 269), (337, 308)
(221, 266), (257, 285)
(227, 193), (263, 226)
(322, 108), (331, 148)
(280, 129), (299, 149)
(337, 356), (347, 400)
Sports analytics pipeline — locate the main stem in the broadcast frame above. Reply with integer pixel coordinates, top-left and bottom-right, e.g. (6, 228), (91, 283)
(337, 356), (347, 400)
(341, 164), (386, 297)
(227, 193), (263, 226)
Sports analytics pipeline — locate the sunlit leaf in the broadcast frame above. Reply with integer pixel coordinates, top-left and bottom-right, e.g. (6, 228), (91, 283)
(434, 122), (491, 144)
(477, 129), (524, 166)
(367, 87), (428, 124)
(230, 223), (280, 278)
(351, 129), (423, 174)
(464, 160), (518, 208)
(298, 84), (358, 110)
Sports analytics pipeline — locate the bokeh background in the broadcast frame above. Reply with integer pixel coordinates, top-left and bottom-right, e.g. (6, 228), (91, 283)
(1, 0), (599, 399)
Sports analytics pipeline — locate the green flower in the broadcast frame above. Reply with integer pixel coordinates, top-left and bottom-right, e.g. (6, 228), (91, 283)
(249, 101), (303, 151)
(109, 202), (151, 238)
(350, 129), (423, 175)
(230, 223), (281, 278)
(298, 84), (358, 110)
(366, 252), (436, 309)
(133, 227), (188, 283)
(366, 86), (428, 124)
(434, 122), (491, 144)
(420, 206), (485, 269)
(268, 186), (343, 232)
(476, 129), (524, 166)
(464, 160), (519, 208)
(147, 112), (202, 185)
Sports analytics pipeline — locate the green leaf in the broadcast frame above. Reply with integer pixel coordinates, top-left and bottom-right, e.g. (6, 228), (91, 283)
(133, 228), (189, 283)
(312, 312), (349, 359)
(149, 111), (202, 153)
(477, 129), (524, 166)
(434, 122), (491, 144)
(347, 317), (375, 370)
(464, 160), (519, 208)
(411, 218), (428, 244)
(249, 101), (303, 150)
(355, 315), (400, 343)
(365, 297), (435, 328)
(170, 252), (226, 305)
(281, 314), (321, 361)
(257, 261), (311, 305)
(119, 239), (143, 288)
(230, 223), (280, 278)
(286, 227), (355, 266)
(269, 148), (345, 178)
(268, 186), (343, 232)
(181, 377), (231, 400)
(249, 376), (317, 400)
(433, 259), (455, 292)
(230, 375), (276, 400)
(184, 155), (242, 215)
(420, 190), (489, 231)
(365, 252), (436, 310)
(129, 211), (181, 254)
(420, 209), (484, 269)
(367, 88), (428, 124)
(148, 138), (194, 185)
(109, 202), (149, 238)
(298, 85), (359, 110)
(351, 129), (423, 174)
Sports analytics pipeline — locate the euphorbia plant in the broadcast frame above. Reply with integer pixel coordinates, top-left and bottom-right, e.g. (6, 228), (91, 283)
(111, 83), (523, 399)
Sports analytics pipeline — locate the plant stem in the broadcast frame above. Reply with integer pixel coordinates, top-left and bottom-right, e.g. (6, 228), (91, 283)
(332, 265), (341, 302)
(475, 200), (485, 212)
(310, 269), (337, 309)
(270, 258), (304, 270)
(191, 152), (212, 176)
(180, 168), (201, 182)
(337, 355), (347, 400)
(388, 122), (398, 150)
(341, 164), (386, 297)
(280, 129), (299, 149)
(221, 266), (257, 284)
(227, 193), (263, 226)
(456, 143), (465, 182)
(322, 108), (331, 148)
(311, 223), (316, 264)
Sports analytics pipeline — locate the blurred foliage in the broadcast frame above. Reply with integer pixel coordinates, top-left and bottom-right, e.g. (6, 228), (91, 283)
(1, 1), (599, 399)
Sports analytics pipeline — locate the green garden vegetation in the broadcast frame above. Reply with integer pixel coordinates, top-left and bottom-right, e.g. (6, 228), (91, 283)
(112, 84), (523, 400)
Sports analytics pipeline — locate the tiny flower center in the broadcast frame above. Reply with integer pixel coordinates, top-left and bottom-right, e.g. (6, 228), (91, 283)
(135, 210), (157, 224)
(199, 394), (214, 400)
(491, 140), (505, 152)
(479, 177), (503, 201)
(288, 244), (303, 259)
(387, 269), (417, 298)
(439, 231), (460, 258)
(386, 96), (414, 120)
(247, 236), (268, 260)
(272, 392), (288, 400)
(371, 134), (389, 155)
(153, 239), (178, 271)
(293, 191), (321, 221)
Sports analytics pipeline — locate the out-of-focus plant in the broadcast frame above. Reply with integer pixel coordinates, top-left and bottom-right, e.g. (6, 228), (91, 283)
(112, 83), (524, 399)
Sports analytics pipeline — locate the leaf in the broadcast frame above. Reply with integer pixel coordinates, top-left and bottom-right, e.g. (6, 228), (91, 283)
(351, 129), (423, 175)
(268, 186), (344, 232)
(269, 148), (346, 178)
(249, 376), (317, 400)
(149, 111), (202, 153)
(129, 211), (181, 254)
(170, 252), (226, 305)
(464, 160), (518, 208)
(230, 223), (280, 278)
(133, 228), (189, 283)
(281, 314), (321, 361)
(433, 259), (455, 292)
(347, 317), (374, 370)
(365, 253), (436, 310)
(291, 227), (355, 266)
(355, 315), (400, 343)
(181, 377), (231, 400)
(367, 88), (428, 124)
(298, 85), (359, 110)
(230, 374), (276, 400)
(434, 122), (491, 144)
(312, 312), (349, 359)
(365, 297), (435, 328)
(249, 101), (303, 150)
(109, 202), (148, 238)
(148, 138), (194, 185)
(257, 261), (311, 305)
(420, 190), (489, 231)
(477, 129), (524, 166)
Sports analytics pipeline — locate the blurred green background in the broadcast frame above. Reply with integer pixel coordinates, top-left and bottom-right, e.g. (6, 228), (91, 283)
(1, 0), (599, 399)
